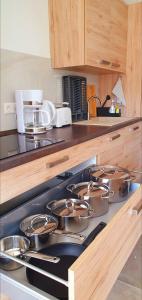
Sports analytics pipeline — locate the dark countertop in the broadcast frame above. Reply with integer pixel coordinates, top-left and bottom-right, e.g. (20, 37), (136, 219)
(0, 118), (141, 172)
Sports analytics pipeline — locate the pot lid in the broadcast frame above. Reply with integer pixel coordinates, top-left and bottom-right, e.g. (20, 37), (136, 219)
(90, 165), (130, 180)
(20, 214), (58, 236)
(48, 198), (89, 217)
(69, 182), (109, 199)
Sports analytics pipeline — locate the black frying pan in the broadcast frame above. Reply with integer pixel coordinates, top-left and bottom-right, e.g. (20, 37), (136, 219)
(26, 222), (106, 300)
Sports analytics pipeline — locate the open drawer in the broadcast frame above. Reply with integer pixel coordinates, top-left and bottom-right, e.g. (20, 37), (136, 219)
(68, 185), (142, 300)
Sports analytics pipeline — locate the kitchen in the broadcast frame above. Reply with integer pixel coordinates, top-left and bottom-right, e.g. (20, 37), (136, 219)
(0, 0), (142, 299)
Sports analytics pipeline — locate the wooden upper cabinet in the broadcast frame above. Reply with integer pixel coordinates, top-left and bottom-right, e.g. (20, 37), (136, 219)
(49, 0), (128, 73)
(49, 0), (85, 68)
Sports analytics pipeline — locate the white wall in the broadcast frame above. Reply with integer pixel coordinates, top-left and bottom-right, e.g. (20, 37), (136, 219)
(0, 0), (50, 58)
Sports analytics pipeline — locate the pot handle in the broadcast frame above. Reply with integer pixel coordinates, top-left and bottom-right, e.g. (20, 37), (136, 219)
(101, 190), (114, 199)
(124, 175), (136, 182)
(46, 200), (57, 211)
(66, 184), (76, 193)
(79, 208), (94, 219)
(30, 215), (49, 229)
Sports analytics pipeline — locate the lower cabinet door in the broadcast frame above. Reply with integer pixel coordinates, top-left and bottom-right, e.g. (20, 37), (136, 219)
(68, 186), (142, 300)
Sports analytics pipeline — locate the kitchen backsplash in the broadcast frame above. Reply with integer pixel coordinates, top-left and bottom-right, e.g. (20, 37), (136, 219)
(0, 49), (99, 131)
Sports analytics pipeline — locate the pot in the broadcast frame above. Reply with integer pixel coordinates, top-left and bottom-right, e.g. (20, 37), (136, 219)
(46, 198), (93, 233)
(20, 214), (85, 249)
(89, 165), (135, 203)
(0, 235), (60, 271)
(67, 182), (113, 217)
(20, 214), (58, 249)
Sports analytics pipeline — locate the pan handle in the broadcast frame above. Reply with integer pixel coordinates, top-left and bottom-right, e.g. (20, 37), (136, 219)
(46, 200), (57, 211)
(124, 175), (136, 182)
(30, 215), (49, 229)
(79, 208), (95, 219)
(101, 190), (114, 199)
(22, 250), (60, 263)
(66, 184), (76, 193)
(82, 222), (107, 248)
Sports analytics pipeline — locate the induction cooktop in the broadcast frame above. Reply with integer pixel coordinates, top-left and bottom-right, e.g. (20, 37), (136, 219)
(0, 134), (64, 159)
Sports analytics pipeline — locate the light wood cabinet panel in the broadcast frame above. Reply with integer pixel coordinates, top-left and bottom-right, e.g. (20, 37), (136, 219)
(85, 0), (127, 73)
(68, 186), (142, 300)
(48, 0), (85, 68)
(99, 122), (142, 171)
(49, 0), (128, 73)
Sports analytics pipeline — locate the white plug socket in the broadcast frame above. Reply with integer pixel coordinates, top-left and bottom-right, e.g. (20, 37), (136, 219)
(4, 103), (16, 114)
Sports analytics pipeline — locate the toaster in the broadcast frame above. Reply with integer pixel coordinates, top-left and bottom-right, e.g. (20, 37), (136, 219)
(53, 107), (72, 127)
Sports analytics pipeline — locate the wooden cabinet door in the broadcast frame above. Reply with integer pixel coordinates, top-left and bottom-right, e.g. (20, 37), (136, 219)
(85, 0), (111, 68)
(109, 0), (128, 73)
(48, 0), (85, 68)
(85, 0), (127, 72)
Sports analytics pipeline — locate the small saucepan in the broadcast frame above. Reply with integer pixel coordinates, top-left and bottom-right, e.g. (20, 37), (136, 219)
(66, 182), (114, 217)
(0, 235), (60, 271)
(46, 198), (94, 233)
(20, 214), (85, 249)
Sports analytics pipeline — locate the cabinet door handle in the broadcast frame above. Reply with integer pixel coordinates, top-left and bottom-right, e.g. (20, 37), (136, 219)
(109, 134), (121, 141)
(99, 60), (111, 65)
(128, 200), (142, 216)
(133, 126), (139, 131)
(111, 63), (120, 68)
(46, 155), (69, 168)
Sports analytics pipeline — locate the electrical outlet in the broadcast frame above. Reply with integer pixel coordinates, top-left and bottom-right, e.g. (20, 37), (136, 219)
(4, 103), (16, 114)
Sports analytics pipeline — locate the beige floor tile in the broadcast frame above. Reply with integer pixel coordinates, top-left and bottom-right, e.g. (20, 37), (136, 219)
(108, 280), (142, 300)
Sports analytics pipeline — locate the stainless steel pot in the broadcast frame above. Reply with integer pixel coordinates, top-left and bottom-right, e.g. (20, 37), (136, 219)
(67, 182), (113, 217)
(0, 235), (60, 271)
(20, 214), (58, 249)
(89, 165), (135, 203)
(46, 198), (93, 233)
(20, 214), (85, 249)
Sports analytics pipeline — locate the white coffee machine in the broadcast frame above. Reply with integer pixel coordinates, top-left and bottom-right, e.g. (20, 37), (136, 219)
(15, 90), (56, 134)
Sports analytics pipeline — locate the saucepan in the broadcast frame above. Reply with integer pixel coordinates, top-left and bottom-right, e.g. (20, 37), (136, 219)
(0, 235), (60, 271)
(20, 214), (85, 249)
(46, 198), (94, 233)
(66, 182), (114, 217)
(89, 165), (136, 203)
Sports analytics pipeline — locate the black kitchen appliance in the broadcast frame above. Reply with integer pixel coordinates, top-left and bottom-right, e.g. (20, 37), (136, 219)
(63, 75), (88, 122)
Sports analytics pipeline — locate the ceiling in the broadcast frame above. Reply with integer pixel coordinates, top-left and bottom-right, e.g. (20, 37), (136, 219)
(123, 0), (142, 4)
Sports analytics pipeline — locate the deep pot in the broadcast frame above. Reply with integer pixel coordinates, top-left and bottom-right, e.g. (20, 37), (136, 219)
(46, 198), (93, 233)
(66, 181), (113, 217)
(89, 165), (135, 203)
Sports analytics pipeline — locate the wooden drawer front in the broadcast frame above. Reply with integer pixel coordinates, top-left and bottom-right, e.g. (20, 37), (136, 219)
(0, 138), (102, 203)
(69, 186), (142, 300)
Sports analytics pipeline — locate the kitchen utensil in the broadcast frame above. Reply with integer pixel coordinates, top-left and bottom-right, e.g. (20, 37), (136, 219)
(87, 84), (96, 117)
(67, 182), (113, 217)
(46, 198), (93, 233)
(101, 95), (111, 108)
(0, 235), (60, 271)
(89, 165), (135, 203)
(20, 214), (85, 249)
(26, 222), (106, 300)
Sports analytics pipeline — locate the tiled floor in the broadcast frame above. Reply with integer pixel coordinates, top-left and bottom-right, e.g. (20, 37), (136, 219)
(108, 280), (142, 300)
(108, 237), (142, 300)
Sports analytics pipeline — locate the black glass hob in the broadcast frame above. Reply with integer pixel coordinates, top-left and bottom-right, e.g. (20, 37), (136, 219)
(0, 134), (64, 159)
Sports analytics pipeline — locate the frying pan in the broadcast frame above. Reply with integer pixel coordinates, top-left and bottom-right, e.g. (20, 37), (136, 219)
(26, 222), (106, 300)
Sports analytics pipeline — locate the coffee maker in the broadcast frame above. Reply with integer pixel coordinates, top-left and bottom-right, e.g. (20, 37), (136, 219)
(15, 90), (56, 134)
